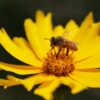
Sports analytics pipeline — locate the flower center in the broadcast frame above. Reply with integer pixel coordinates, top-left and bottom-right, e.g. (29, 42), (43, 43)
(43, 48), (75, 76)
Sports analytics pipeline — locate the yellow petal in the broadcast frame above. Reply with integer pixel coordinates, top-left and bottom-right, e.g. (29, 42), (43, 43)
(24, 19), (46, 60)
(0, 29), (42, 67)
(75, 22), (100, 53)
(0, 82), (3, 86)
(75, 51), (100, 69)
(0, 62), (42, 75)
(7, 74), (55, 91)
(74, 37), (100, 64)
(36, 10), (53, 53)
(70, 70), (100, 88)
(13, 37), (44, 66)
(65, 20), (79, 39)
(36, 10), (52, 35)
(13, 37), (33, 51)
(53, 25), (64, 36)
(60, 76), (87, 94)
(34, 78), (60, 100)
(78, 68), (100, 72)
(79, 22), (100, 45)
(71, 82), (87, 94)
(74, 12), (93, 42)
(73, 22), (100, 62)
(73, 70), (100, 81)
(35, 10), (45, 21)
(70, 23), (100, 60)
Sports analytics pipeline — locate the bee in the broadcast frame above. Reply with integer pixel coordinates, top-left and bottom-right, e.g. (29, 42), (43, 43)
(50, 36), (78, 55)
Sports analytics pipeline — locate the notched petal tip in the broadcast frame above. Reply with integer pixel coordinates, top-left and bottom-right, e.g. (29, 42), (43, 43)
(35, 10), (45, 22)
(24, 18), (34, 25)
(87, 11), (93, 17)
(81, 11), (94, 26)
(0, 28), (7, 35)
(53, 25), (64, 36)
(34, 78), (60, 100)
(46, 12), (52, 18)
(85, 11), (94, 21)
(36, 10), (52, 19)
(36, 10), (45, 17)
(65, 19), (79, 39)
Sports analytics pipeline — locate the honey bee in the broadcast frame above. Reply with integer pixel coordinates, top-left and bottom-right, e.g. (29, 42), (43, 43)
(50, 36), (78, 55)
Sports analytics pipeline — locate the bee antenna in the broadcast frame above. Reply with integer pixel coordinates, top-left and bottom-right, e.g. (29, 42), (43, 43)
(44, 38), (50, 41)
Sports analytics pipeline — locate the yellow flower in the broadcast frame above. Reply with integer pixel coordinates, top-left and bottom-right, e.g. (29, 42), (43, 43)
(0, 10), (100, 100)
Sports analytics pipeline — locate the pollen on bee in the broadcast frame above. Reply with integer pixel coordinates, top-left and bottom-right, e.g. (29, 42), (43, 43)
(43, 48), (75, 76)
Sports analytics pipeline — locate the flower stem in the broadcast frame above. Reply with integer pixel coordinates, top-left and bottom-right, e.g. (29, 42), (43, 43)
(54, 85), (68, 100)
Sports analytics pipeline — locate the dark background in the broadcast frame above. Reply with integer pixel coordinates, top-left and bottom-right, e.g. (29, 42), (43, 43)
(0, 0), (100, 100)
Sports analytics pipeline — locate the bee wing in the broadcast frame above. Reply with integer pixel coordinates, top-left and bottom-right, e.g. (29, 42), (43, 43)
(61, 31), (79, 45)
(71, 41), (80, 45)
(61, 30), (73, 39)
(61, 30), (70, 37)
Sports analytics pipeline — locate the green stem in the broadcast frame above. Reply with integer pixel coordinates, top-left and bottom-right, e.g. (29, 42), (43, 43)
(54, 85), (67, 100)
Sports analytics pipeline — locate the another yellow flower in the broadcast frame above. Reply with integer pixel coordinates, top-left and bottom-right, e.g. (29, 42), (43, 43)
(0, 11), (100, 100)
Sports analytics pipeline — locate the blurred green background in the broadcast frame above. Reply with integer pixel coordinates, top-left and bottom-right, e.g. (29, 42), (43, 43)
(0, 0), (100, 100)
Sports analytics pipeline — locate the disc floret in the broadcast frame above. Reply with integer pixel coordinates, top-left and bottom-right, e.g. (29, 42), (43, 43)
(43, 48), (75, 76)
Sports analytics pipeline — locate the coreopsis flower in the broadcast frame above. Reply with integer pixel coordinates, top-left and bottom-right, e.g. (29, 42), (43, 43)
(0, 11), (100, 100)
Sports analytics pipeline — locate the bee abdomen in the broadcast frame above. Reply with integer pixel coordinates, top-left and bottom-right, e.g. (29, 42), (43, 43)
(67, 42), (78, 51)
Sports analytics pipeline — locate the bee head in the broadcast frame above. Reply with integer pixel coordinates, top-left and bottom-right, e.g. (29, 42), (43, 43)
(51, 37), (57, 46)
(51, 36), (64, 46)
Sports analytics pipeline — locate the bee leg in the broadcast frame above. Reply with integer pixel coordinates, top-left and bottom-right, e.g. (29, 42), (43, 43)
(49, 46), (56, 55)
(53, 48), (56, 55)
(66, 47), (69, 56)
(56, 47), (61, 58)
(49, 46), (54, 52)
(70, 51), (74, 56)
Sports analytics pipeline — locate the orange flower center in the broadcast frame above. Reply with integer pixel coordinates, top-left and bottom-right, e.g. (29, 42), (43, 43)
(43, 48), (75, 76)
